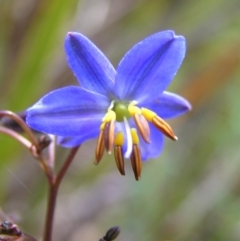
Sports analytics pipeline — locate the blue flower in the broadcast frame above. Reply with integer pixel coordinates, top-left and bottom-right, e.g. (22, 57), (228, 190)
(26, 31), (191, 180)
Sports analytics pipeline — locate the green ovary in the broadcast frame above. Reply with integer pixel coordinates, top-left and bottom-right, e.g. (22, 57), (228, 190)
(113, 102), (131, 122)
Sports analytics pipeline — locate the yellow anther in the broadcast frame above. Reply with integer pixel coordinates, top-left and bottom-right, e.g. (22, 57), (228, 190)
(114, 132), (124, 146)
(100, 122), (106, 130)
(128, 105), (141, 116)
(130, 128), (139, 145)
(141, 108), (156, 122)
(102, 110), (116, 122)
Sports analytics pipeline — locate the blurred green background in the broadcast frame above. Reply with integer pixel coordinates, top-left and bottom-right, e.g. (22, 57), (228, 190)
(1, 0), (240, 240)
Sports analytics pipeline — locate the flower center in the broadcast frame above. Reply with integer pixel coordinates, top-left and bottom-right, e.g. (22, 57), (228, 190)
(112, 102), (131, 122)
(94, 100), (178, 181)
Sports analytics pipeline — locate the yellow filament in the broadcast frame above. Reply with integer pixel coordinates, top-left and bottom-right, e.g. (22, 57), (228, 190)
(128, 105), (142, 116)
(100, 122), (106, 130)
(141, 108), (156, 122)
(130, 128), (139, 144)
(114, 132), (124, 146)
(102, 110), (116, 122)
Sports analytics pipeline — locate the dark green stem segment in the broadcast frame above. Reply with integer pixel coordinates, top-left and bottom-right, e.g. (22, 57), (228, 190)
(43, 146), (80, 241)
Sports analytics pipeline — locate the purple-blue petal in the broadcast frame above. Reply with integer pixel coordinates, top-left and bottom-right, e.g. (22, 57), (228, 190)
(65, 32), (116, 97)
(119, 120), (164, 161)
(143, 91), (191, 119)
(26, 86), (109, 136)
(57, 127), (99, 147)
(114, 30), (186, 104)
(139, 123), (164, 161)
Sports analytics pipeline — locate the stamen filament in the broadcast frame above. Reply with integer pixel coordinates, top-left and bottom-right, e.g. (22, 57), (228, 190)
(128, 105), (141, 116)
(130, 128), (139, 144)
(114, 131), (124, 146)
(123, 117), (132, 158)
(102, 110), (116, 122)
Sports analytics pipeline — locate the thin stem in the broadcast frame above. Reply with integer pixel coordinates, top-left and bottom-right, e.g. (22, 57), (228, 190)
(0, 126), (33, 150)
(0, 126), (53, 180)
(0, 111), (38, 147)
(47, 135), (56, 169)
(43, 146), (80, 241)
(56, 146), (80, 186)
(43, 183), (58, 241)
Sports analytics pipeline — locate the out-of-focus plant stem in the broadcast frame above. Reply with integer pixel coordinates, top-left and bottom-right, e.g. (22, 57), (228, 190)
(43, 146), (80, 241)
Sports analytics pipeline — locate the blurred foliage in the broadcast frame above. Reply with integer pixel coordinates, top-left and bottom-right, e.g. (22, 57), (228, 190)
(0, 0), (240, 240)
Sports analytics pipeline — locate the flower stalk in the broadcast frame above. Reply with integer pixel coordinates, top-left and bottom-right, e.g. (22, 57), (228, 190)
(0, 110), (80, 241)
(43, 146), (80, 241)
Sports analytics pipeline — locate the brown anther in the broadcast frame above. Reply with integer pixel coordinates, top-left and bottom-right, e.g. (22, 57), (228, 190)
(152, 116), (177, 141)
(104, 120), (115, 154)
(95, 130), (105, 165)
(130, 145), (142, 181)
(114, 146), (125, 176)
(133, 114), (150, 143)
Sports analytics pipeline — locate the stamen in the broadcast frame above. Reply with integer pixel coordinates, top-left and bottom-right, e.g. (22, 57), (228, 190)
(139, 115), (150, 140)
(114, 132), (125, 175)
(123, 117), (132, 158)
(114, 146), (125, 176)
(128, 104), (150, 143)
(95, 130), (105, 165)
(130, 129), (142, 181)
(102, 109), (116, 122)
(141, 108), (177, 141)
(133, 114), (150, 143)
(141, 108), (156, 122)
(114, 131), (124, 146)
(152, 116), (178, 141)
(104, 119), (115, 154)
(130, 145), (142, 181)
(130, 128), (139, 144)
(128, 105), (141, 116)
